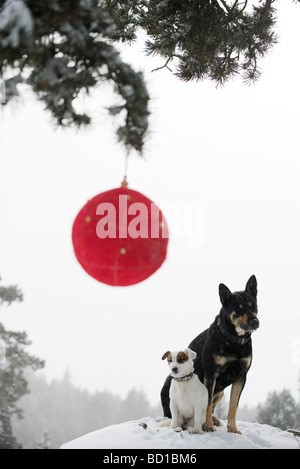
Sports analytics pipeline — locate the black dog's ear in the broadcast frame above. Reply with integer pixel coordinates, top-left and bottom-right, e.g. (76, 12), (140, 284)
(245, 275), (257, 297)
(219, 283), (232, 306)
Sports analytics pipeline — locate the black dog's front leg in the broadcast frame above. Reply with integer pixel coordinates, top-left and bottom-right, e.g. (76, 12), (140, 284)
(227, 376), (246, 434)
(203, 374), (217, 432)
(160, 374), (172, 418)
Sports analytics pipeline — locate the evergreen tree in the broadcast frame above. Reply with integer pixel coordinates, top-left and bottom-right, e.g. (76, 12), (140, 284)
(0, 0), (150, 152)
(0, 278), (44, 449)
(35, 431), (52, 449)
(119, 388), (150, 421)
(12, 370), (161, 448)
(0, 1), (299, 151)
(104, 0), (279, 84)
(256, 389), (299, 430)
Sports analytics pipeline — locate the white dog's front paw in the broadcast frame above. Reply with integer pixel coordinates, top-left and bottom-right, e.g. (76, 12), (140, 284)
(187, 427), (201, 434)
(173, 426), (183, 432)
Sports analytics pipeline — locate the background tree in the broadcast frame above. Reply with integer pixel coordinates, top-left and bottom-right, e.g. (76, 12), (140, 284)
(118, 388), (154, 422)
(12, 370), (161, 448)
(0, 0), (150, 152)
(35, 431), (52, 450)
(0, 278), (44, 449)
(256, 389), (300, 430)
(1, 0), (299, 151)
(105, 0), (278, 85)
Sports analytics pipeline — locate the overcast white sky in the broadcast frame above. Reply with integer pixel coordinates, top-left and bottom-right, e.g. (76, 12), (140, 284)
(1, 0), (300, 411)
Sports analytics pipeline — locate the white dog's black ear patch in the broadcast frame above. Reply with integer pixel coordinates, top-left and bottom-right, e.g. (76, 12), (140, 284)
(162, 351), (171, 361)
(176, 351), (189, 364)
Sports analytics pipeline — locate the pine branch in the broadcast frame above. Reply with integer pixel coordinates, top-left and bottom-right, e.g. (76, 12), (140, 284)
(119, 0), (278, 86)
(151, 57), (172, 73)
(0, 0), (149, 152)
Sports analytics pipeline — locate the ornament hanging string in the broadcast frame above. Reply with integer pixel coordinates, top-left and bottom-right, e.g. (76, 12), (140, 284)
(121, 149), (130, 188)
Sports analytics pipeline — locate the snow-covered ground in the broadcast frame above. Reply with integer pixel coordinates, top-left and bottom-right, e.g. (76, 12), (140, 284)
(61, 417), (299, 449)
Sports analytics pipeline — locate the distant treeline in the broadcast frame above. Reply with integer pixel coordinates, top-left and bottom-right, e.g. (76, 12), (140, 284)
(12, 370), (161, 449)
(12, 370), (299, 449)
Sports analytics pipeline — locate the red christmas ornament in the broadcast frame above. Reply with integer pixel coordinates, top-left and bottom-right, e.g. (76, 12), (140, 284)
(72, 180), (169, 286)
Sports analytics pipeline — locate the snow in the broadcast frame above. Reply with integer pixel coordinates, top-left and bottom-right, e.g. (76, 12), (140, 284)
(61, 417), (299, 450)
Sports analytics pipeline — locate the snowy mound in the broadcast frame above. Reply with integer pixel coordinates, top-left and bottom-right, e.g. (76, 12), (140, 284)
(61, 417), (299, 449)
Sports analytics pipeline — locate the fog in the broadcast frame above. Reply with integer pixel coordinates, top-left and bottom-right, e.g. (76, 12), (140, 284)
(1, 0), (300, 424)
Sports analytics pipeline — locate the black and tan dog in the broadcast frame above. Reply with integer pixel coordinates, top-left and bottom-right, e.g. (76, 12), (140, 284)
(161, 275), (259, 434)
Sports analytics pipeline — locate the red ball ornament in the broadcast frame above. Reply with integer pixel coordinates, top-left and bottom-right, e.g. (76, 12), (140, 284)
(72, 181), (169, 286)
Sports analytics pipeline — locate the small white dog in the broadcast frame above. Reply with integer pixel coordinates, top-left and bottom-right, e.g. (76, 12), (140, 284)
(161, 348), (208, 434)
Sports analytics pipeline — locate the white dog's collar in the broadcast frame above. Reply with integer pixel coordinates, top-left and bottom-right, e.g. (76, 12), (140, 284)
(173, 372), (194, 382)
